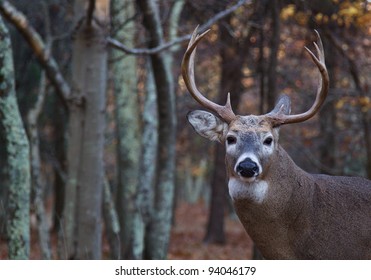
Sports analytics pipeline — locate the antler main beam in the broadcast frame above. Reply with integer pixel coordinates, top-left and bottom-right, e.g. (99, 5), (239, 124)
(183, 27), (328, 126)
(270, 30), (329, 125)
(182, 27), (236, 123)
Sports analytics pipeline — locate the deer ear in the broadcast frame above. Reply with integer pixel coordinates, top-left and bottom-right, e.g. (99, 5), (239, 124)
(269, 95), (291, 115)
(187, 110), (228, 143)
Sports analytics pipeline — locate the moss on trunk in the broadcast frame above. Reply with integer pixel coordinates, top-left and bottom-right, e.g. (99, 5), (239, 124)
(0, 15), (30, 260)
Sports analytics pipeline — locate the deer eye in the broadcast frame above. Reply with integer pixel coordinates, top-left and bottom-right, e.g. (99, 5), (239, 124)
(263, 137), (273, 146)
(226, 135), (237, 145)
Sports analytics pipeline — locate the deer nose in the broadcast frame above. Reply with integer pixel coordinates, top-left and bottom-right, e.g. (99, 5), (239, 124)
(236, 159), (259, 178)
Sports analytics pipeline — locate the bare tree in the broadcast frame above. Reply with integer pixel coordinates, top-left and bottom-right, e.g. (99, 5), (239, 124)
(137, 0), (177, 259)
(71, 0), (110, 259)
(111, 0), (142, 259)
(0, 14), (31, 259)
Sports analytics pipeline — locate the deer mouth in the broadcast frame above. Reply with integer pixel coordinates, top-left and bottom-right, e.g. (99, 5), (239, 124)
(236, 173), (260, 183)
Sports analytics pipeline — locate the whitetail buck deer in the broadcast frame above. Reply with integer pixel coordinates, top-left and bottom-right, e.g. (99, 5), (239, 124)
(182, 27), (371, 259)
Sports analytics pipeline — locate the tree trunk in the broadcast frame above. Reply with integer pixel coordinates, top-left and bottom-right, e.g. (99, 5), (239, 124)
(319, 34), (337, 174)
(60, 94), (83, 259)
(52, 94), (66, 232)
(74, 1), (109, 260)
(62, 0), (110, 259)
(266, 0), (280, 110)
(255, 0), (268, 114)
(102, 177), (120, 259)
(111, 0), (142, 260)
(137, 0), (177, 259)
(204, 146), (227, 244)
(140, 59), (158, 257)
(26, 72), (51, 259)
(258, 26), (266, 114)
(167, 0), (185, 227)
(0, 15), (31, 259)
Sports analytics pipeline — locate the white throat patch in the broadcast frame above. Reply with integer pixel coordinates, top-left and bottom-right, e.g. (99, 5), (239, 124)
(228, 177), (268, 204)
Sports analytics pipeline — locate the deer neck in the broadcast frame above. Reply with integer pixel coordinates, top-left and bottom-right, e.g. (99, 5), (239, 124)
(228, 145), (314, 258)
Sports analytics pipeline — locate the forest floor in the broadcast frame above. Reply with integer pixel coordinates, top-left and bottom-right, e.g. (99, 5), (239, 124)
(168, 201), (253, 259)
(0, 201), (253, 260)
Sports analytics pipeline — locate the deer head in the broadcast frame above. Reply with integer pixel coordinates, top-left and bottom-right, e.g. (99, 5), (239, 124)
(183, 27), (329, 190)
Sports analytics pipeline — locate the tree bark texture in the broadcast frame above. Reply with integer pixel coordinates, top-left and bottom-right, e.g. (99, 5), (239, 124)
(111, 0), (142, 260)
(102, 177), (120, 259)
(137, 0), (177, 259)
(62, 0), (110, 259)
(74, 10), (108, 260)
(26, 72), (51, 260)
(0, 15), (31, 259)
(52, 94), (66, 232)
(140, 59), (158, 257)
(266, 0), (280, 110)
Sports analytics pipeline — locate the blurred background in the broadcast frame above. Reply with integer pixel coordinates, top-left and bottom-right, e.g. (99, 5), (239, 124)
(0, 0), (370, 260)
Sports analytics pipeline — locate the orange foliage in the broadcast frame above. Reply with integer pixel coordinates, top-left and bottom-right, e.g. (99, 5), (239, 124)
(280, 0), (371, 30)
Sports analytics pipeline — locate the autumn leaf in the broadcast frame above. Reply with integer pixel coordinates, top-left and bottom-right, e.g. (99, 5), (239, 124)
(280, 4), (295, 21)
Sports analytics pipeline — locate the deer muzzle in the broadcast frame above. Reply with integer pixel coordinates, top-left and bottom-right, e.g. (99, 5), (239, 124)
(236, 158), (260, 178)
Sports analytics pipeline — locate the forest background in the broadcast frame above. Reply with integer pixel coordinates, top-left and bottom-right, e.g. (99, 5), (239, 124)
(0, 0), (370, 260)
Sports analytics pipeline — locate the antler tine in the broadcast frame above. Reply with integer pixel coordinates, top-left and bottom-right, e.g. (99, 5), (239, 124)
(272, 30), (329, 125)
(182, 26), (236, 123)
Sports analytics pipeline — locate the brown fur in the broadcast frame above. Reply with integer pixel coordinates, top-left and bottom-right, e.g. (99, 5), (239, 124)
(233, 146), (371, 259)
(184, 29), (369, 259)
(187, 111), (371, 259)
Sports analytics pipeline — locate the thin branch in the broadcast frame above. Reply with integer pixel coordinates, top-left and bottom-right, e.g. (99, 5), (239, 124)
(0, 0), (70, 106)
(28, 73), (48, 124)
(108, 0), (251, 55)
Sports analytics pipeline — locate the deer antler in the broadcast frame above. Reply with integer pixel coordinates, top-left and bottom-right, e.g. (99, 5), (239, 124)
(182, 26), (236, 123)
(270, 30), (329, 125)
